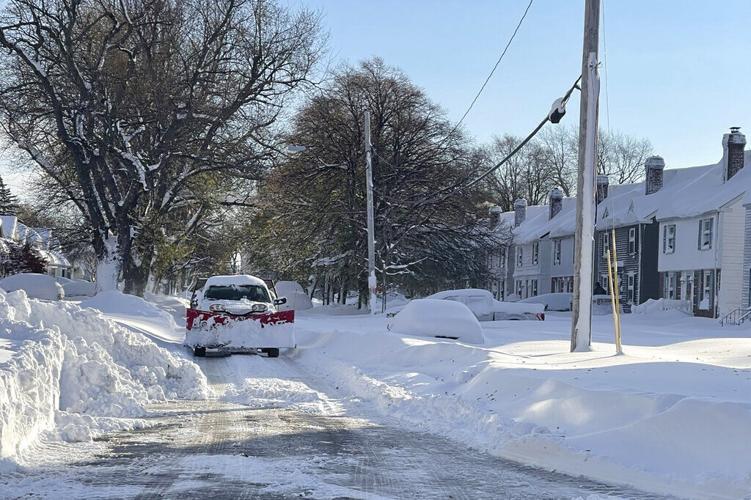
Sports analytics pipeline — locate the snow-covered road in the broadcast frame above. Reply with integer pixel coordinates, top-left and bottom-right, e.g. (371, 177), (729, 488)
(2, 352), (658, 499)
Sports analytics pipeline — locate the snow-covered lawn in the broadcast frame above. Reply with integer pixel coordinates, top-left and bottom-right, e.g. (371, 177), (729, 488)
(292, 308), (751, 500)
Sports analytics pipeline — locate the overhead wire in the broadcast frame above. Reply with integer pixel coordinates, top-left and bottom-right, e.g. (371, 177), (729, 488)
(441, 0), (535, 146)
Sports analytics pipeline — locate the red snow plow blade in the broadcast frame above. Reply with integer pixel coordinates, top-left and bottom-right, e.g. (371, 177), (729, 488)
(185, 308), (296, 352)
(185, 308), (295, 331)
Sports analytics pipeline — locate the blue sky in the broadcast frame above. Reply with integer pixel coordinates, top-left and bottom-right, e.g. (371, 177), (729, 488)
(286, 0), (751, 169)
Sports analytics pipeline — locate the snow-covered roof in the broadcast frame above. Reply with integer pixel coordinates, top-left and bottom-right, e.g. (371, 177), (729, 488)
(597, 150), (751, 228)
(512, 204), (550, 244)
(39, 249), (70, 268)
(204, 274), (268, 288)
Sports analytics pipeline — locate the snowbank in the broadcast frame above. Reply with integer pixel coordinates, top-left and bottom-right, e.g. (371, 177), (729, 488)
(0, 289), (208, 465)
(389, 299), (485, 344)
(632, 298), (692, 315)
(0, 273), (64, 300)
(293, 313), (751, 499)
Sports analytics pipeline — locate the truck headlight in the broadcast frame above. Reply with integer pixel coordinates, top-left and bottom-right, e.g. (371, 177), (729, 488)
(251, 304), (268, 313)
(209, 304), (226, 312)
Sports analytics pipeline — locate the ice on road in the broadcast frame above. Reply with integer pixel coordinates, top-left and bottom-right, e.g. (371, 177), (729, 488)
(2, 353), (659, 500)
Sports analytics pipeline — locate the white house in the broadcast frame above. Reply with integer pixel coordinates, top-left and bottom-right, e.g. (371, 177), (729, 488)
(655, 130), (749, 318)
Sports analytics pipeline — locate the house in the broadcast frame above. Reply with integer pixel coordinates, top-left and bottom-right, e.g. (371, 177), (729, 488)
(0, 215), (73, 278)
(653, 129), (749, 318)
(594, 169), (660, 311)
(486, 207), (514, 300)
(510, 199), (551, 299)
(594, 128), (750, 318)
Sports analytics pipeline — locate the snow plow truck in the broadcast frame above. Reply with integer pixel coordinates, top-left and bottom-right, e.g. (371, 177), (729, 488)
(185, 275), (295, 357)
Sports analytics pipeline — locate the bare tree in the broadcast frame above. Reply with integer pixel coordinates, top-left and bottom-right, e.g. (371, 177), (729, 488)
(0, 0), (323, 294)
(538, 125), (578, 196)
(247, 59), (498, 300)
(597, 130), (653, 184)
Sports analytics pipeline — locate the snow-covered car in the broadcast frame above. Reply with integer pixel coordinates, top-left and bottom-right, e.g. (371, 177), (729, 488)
(185, 274), (295, 357)
(520, 292), (572, 311)
(389, 298), (485, 344)
(426, 288), (544, 321)
(55, 277), (96, 298)
(273, 281), (313, 311)
(0, 273), (64, 300)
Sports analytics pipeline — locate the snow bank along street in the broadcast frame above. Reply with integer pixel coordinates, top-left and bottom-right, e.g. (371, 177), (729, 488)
(0, 289), (747, 498)
(0, 289), (208, 467)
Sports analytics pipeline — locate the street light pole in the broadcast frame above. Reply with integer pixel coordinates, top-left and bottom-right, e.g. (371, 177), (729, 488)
(571, 0), (600, 352)
(364, 110), (377, 314)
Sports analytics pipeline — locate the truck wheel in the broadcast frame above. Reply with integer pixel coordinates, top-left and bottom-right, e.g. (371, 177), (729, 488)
(263, 348), (280, 358)
(193, 346), (207, 357)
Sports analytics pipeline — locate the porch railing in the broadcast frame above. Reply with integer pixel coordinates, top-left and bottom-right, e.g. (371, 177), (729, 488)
(720, 307), (751, 326)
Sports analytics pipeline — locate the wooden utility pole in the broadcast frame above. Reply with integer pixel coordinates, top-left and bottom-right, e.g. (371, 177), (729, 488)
(571, 0), (600, 352)
(364, 110), (377, 315)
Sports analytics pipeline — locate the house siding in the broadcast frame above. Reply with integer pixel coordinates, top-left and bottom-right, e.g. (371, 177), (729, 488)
(594, 224), (645, 309)
(743, 205), (751, 309)
(658, 214), (722, 318)
(511, 240), (552, 299)
(718, 199), (745, 317)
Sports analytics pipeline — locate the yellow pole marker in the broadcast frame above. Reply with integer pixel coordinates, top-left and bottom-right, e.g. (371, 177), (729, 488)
(606, 248), (619, 349)
(611, 228), (623, 354)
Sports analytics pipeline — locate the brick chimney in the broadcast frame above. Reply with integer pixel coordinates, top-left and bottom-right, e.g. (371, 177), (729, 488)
(723, 127), (746, 181)
(488, 206), (503, 228)
(514, 198), (527, 227)
(548, 188), (563, 219)
(645, 156), (665, 195)
(596, 175), (609, 204)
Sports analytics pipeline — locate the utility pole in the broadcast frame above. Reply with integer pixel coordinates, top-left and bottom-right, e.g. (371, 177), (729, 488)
(571, 0), (600, 352)
(364, 110), (377, 315)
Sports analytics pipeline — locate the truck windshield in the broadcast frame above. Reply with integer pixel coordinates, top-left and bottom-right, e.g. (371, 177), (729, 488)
(204, 285), (270, 303)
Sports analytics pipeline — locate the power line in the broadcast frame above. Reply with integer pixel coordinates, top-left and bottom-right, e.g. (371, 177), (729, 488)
(440, 75), (582, 198)
(442, 0), (535, 144)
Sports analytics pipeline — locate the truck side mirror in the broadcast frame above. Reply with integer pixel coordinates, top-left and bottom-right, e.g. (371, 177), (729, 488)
(274, 297), (287, 306)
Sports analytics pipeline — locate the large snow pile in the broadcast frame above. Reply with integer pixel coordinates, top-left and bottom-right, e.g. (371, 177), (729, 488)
(389, 298), (485, 344)
(632, 298), (692, 315)
(56, 277), (96, 298)
(293, 313), (751, 498)
(0, 289), (208, 464)
(0, 273), (64, 300)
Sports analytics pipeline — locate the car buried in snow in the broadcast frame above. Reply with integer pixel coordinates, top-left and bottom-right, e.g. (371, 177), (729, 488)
(425, 288), (545, 321)
(185, 274), (295, 357)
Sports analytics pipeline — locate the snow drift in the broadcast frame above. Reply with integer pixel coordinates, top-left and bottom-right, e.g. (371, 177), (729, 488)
(0, 289), (208, 465)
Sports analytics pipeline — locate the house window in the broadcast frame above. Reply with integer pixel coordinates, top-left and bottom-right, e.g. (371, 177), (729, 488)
(627, 272), (635, 303)
(698, 218), (713, 250)
(499, 246), (506, 267)
(516, 247), (523, 267)
(516, 280), (522, 297)
(664, 272), (677, 300)
(530, 279), (538, 297)
(628, 227), (636, 255)
(553, 240), (561, 265)
(602, 232), (610, 258)
(532, 241), (539, 265)
(663, 224), (676, 254)
(600, 273), (609, 296)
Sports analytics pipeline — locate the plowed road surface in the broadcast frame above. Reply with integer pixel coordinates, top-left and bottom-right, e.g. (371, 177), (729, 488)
(1, 354), (663, 499)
